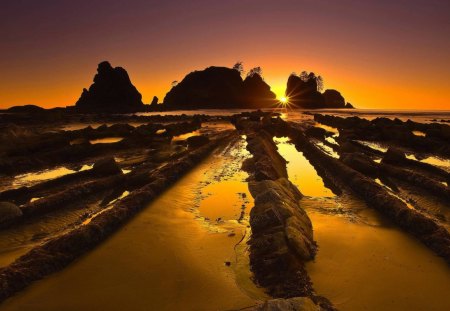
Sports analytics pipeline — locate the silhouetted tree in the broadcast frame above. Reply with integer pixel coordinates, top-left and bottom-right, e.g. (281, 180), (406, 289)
(233, 61), (244, 75)
(298, 71), (324, 91)
(299, 71), (309, 82)
(316, 75), (324, 92)
(247, 67), (263, 78)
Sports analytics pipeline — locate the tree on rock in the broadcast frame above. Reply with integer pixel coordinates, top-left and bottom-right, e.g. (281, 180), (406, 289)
(232, 61), (244, 75)
(247, 67), (263, 78)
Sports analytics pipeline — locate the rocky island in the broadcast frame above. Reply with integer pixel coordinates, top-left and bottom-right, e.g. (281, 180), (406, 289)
(163, 65), (277, 109)
(286, 72), (353, 109)
(74, 61), (145, 113)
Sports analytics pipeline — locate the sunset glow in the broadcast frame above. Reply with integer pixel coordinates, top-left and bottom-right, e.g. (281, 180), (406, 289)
(0, 0), (449, 110)
(1, 1), (450, 310)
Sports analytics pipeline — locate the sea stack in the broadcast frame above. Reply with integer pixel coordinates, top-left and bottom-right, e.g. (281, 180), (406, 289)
(286, 73), (325, 108)
(163, 66), (276, 109)
(285, 72), (353, 109)
(75, 61), (144, 113)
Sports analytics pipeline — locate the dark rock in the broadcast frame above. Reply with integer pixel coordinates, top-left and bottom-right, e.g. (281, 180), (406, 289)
(339, 141), (360, 154)
(163, 66), (276, 109)
(187, 135), (209, 149)
(305, 127), (327, 139)
(0, 202), (22, 226)
(75, 61), (144, 113)
(6, 105), (45, 114)
(383, 147), (406, 164)
(150, 96), (158, 106)
(323, 89), (345, 108)
(285, 75), (352, 109)
(285, 74), (325, 109)
(241, 73), (277, 108)
(341, 153), (378, 176)
(345, 102), (354, 109)
(245, 132), (288, 181)
(92, 157), (122, 175)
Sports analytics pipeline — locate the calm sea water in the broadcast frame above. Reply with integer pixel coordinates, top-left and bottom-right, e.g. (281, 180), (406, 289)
(134, 108), (450, 123)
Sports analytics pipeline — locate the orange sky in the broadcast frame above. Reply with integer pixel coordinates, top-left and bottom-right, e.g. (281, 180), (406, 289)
(1, 0), (449, 110)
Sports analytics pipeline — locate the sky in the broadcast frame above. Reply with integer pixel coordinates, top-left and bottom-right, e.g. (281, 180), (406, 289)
(1, 0), (449, 110)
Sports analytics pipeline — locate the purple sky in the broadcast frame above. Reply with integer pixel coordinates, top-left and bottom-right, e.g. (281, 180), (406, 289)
(1, 0), (449, 109)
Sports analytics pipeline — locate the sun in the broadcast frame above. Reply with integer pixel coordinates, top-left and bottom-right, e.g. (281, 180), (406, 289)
(279, 97), (288, 105)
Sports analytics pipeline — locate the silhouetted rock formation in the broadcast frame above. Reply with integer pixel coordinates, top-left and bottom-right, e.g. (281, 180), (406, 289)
(150, 96), (158, 106)
(323, 89), (345, 108)
(163, 66), (276, 109)
(241, 73), (277, 108)
(6, 105), (45, 114)
(286, 74), (325, 109)
(285, 73), (354, 109)
(75, 61), (144, 113)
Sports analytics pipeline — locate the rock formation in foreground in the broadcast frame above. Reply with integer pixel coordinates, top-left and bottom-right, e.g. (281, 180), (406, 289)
(163, 66), (277, 109)
(75, 61), (144, 113)
(285, 72), (354, 109)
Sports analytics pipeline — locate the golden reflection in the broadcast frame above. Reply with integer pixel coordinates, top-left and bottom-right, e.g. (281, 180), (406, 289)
(274, 137), (334, 197)
(406, 154), (450, 169)
(13, 167), (76, 187)
(172, 130), (201, 141)
(89, 137), (124, 144)
(305, 204), (450, 311)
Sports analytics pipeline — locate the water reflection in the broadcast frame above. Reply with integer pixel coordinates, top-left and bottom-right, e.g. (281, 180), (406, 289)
(274, 137), (334, 197)
(306, 208), (450, 311)
(13, 167), (76, 188)
(89, 137), (124, 144)
(406, 154), (450, 170)
(275, 137), (450, 311)
(355, 140), (388, 153)
(0, 136), (266, 311)
(412, 130), (426, 137)
(172, 130), (201, 141)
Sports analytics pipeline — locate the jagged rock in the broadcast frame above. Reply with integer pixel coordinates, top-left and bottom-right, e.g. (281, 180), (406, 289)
(150, 96), (158, 106)
(75, 61), (144, 113)
(0, 202), (22, 226)
(163, 66), (276, 109)
(345, 102), (354, 108)
(92, 157), (122, 175)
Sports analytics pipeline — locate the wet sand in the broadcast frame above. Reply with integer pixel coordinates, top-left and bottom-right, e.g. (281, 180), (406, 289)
(275, 137), (450, 311)
(306, 209), (450, 311)
(1, 138), (265, 311)
(1, 110), (449, 310)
